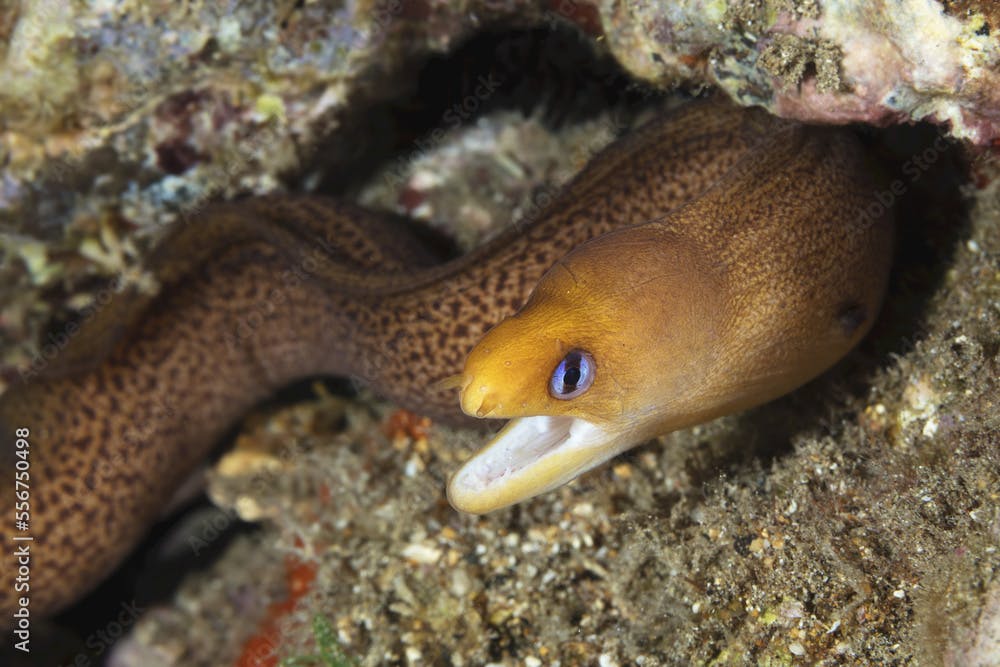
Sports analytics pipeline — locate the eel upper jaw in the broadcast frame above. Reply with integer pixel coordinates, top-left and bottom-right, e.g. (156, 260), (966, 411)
(447, 415), (632, 514)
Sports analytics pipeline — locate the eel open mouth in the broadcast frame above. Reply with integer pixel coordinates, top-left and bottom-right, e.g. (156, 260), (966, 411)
(447, 415), (628, 514)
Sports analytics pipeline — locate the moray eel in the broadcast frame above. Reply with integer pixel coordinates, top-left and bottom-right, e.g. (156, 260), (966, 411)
(448, 119), (894, 513)
(0, 100), (892, 622)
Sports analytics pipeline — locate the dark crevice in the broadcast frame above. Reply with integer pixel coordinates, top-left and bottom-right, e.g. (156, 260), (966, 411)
(300, 24), (658, 196)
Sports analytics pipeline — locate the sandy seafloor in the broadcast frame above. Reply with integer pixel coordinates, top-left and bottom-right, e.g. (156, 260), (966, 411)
(0, 15), (997, 666)
(91, 109), (998, 666)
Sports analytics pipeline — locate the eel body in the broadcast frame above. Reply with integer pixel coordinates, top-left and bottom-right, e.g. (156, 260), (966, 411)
(0, 100), (892, 621)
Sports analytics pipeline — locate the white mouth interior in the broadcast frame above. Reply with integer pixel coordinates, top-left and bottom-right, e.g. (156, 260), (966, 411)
(448, 415), (624, 514)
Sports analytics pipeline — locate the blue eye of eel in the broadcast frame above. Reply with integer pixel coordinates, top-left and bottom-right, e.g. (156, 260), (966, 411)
(549, 349), (595, 399)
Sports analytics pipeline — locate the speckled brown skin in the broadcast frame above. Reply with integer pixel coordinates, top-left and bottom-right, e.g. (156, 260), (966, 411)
(0, 101), (873, 622)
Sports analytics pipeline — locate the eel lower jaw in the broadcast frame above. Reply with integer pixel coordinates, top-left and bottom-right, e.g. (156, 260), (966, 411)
(447, 415), (632, 514)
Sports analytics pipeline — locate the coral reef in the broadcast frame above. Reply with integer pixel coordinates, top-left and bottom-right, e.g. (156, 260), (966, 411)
(593, 0), (1000, 144)
(0, 1), (998, 665)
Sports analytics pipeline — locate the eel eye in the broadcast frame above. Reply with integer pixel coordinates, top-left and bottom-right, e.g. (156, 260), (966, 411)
(549, 349), (595, 400)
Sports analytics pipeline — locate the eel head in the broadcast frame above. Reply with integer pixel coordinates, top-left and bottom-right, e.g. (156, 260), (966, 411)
(448, 224), (725, 514)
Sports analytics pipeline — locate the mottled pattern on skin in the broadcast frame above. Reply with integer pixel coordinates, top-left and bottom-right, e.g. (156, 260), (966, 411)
(0, 100), (843, 621)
